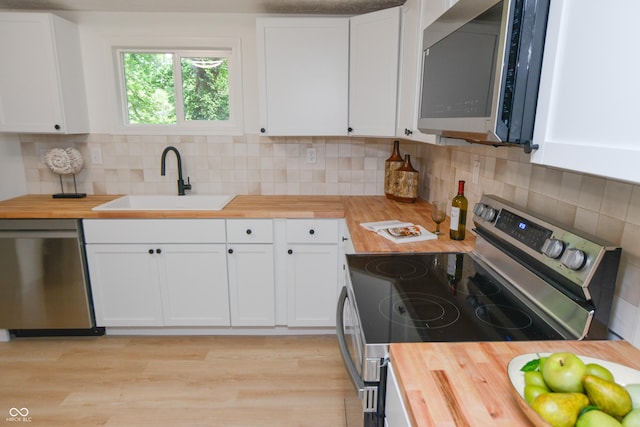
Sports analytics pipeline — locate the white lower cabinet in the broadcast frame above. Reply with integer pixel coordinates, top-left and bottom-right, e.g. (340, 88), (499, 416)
(285, 219), (340, 327)
(226, 219), (275, 327)
(85, 244), (164, 327)
(83, 218), (343, 331)
(83, 219), (230, 328)
(227, 244), (275, 326)
(385, 362), (412, 427)
(161, 244), (230, 326)
(86, 243), (229, 327)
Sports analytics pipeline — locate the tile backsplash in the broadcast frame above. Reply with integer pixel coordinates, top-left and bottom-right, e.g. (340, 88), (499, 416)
(18, 133), (640, 345)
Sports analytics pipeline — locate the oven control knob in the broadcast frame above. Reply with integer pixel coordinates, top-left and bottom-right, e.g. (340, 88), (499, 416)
(473, 203), (497, 221)
(562, 248), (587, 270)
(473, 203), (489, 216)
(473, 203), (487, 216)
(481, 207), (497, 222)
(541, 238), (565, 259)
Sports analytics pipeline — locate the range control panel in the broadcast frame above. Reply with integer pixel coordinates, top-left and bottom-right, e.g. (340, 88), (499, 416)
(472, 195), (619, 299)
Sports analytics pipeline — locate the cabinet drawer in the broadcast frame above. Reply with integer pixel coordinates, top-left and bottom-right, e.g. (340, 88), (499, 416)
(226, 219), (273, 243)
(286, 219), (339, 244)
(83, 219), (226, 244)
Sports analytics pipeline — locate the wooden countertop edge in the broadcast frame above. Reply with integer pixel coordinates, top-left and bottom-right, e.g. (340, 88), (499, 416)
(390, 340), (640, 427)
(0, 194), (476, 252)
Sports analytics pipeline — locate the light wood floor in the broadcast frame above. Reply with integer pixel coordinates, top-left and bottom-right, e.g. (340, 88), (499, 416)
(0, 335), (354, 426)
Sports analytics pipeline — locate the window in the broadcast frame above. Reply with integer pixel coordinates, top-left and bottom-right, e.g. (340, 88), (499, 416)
(114, 42), (242, 135)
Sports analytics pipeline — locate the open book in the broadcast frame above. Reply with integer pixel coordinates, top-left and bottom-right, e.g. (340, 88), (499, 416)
(360, 220), (437, 244)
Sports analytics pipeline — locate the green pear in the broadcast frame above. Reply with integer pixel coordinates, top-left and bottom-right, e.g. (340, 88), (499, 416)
(525, 371), (551, 390)
(531, 392), (590, 427)
(585, 363), (615, 382)
(525, 385), (549, 405)
(542, 352), (587, 393)
(626, 384), (640, 409)
(583, 374), (633, 418)
(576, 409), (622, 427)
(623, 408), (640, 427)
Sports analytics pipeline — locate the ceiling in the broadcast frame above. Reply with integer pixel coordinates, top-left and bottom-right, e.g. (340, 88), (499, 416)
(0, 0), (406, 15)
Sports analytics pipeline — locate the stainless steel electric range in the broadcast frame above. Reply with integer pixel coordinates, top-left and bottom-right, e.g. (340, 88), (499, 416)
(337, 194), (621, 427)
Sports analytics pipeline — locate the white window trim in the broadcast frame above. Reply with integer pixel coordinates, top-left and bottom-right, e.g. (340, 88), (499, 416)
(108, 36), (244, 136)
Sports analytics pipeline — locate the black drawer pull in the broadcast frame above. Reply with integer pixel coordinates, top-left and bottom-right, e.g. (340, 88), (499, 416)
(148, 249), (154, 254)
(309, 229), (315, 235)
(156, 248), (161, 254)
(228, 249), (234, 254)
(288, 249), (293, 255)
(246, 229), (252, 235)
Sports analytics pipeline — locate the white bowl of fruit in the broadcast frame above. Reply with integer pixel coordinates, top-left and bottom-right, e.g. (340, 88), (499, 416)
(508, 352), (640, 427)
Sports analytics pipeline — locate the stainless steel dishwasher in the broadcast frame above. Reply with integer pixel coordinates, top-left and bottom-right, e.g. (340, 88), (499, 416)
(0, 219), (103, 336)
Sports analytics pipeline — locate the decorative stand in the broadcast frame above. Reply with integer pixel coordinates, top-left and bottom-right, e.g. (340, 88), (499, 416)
(53, 174), (86, 199)
(45, 147), (87, 199)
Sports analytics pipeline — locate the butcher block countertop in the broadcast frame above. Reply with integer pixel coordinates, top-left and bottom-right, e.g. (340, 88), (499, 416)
(0, 194), (475, 253)
(390, 340), (640, 427)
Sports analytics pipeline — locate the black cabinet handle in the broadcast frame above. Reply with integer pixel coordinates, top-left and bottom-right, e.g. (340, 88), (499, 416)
(288, 249), (293, 255)
(342, 236), (349, 242)
(148, 249), (154, 254)
(309, 229), (315, 235)
(246, 229), (252, 235)
(156, 248), (161, 254)
(347, 127), (353, 133)
(54, 124), (61, 130)
(228, 248), (234, 254)
(404, 128), (413, 136)
(260, 128), (266, 133)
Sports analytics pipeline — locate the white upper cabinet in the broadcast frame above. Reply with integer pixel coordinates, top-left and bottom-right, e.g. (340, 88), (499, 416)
(348, 7), (400, 137)
(256, 8), (401, 137)
(256, 17), (349, 136)
(531, 0), (640, 184)
(0, 13), (89, 134)
(396, 0), (437, 143)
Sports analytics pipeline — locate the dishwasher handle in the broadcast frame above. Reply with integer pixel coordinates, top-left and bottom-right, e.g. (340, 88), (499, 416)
(0, 230), (79, 239)
(336, 286), (366, 397)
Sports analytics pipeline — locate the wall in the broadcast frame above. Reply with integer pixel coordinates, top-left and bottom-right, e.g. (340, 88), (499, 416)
(0, 133), (27, 200)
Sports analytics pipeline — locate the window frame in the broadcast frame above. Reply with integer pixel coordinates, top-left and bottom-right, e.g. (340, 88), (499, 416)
(112, 38), (243, 135)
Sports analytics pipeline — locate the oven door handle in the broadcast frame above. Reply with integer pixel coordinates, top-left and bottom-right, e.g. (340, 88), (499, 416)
(336, 286), (367, 397)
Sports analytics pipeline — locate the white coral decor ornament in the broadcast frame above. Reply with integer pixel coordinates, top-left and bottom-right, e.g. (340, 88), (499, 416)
(44, 147), (86, 198)
(44, 147), (83, 175)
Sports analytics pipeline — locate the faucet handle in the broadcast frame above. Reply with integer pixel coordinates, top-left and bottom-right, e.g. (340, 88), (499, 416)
(184, 176), (192, 191)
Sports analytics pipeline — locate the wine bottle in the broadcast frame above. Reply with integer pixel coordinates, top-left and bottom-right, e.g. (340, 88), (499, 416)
(449, 180), (468, 240)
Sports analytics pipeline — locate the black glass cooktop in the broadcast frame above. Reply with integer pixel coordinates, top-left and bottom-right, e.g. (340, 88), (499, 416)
(346, 253), (565, 344)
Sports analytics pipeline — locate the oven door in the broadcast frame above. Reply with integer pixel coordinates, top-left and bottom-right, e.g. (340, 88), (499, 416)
(337, 286), (385, 427)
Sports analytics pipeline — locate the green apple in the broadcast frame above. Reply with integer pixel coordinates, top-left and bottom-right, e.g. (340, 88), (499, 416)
(541, 352), (587, 393)
(524, 385), (549, 405)
(585, 363), (615, 382)
(626, 384), (640, 409)
(525, 371), (550, 390)
(623, 408), (640, 427)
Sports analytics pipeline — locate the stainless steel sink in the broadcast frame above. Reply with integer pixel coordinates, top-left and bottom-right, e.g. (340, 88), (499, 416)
(92, 194), (236, 211)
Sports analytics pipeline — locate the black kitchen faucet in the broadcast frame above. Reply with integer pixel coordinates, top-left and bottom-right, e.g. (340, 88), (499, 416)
(160, 146), (191, 196)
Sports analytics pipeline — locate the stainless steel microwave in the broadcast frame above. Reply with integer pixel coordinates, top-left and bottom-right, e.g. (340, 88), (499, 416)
(417, 0), (550, 153)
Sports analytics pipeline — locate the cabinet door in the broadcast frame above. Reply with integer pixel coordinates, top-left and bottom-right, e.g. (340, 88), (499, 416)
(256, 17), (349, 135)
(160, 244), (230, 326)
(531, 0), (640, 184)
(286, 244), (339, 327)
(349, 7), (400, 137)
(385, 363), (412, 427)
(396, 0), (438, 143)
(85, 244), (163, 327)
(0, 13), (88, 134)
(227, 244), (275, 326)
